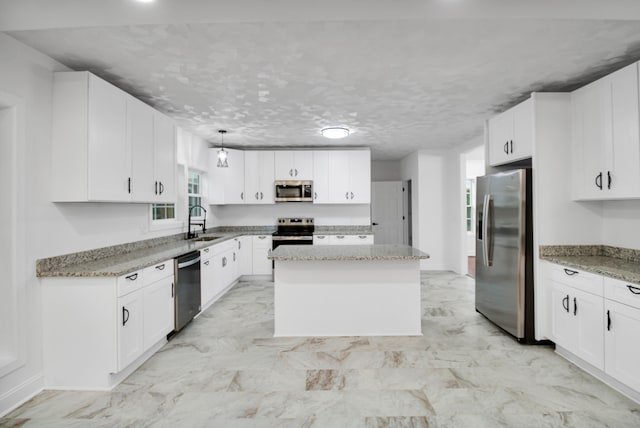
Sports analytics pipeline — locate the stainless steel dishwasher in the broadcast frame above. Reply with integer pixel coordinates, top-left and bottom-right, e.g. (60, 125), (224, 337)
(174, 251), (201, 332)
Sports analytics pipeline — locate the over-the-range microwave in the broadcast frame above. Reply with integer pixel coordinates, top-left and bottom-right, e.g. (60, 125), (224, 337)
(275, 180), (313, 202)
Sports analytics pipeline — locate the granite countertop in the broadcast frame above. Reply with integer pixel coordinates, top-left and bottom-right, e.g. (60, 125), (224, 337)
(37, 226), (275, 278)
(269, 244), (430, 261)
(540, 245), (640, 285)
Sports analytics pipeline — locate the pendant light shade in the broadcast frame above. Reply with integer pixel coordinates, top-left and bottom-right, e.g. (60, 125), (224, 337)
(217, 130), (229, 168)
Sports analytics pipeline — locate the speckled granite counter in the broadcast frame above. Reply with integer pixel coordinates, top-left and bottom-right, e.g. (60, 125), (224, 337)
(37, 226), (275, 278)
(313, 226), (373, 236)
(540, 245), (640, 285)
(269, 244), (429, 262)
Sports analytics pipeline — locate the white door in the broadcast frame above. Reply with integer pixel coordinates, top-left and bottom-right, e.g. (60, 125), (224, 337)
(143, 277), (174, 349)
(371, 181), (404, 244)
(573, 288), (605, 369)
(153, 112), (176, 202)
(348, 150), (371, 203)
(117, 289), (144, 370)
(87, 75), (129, 201)
(605, 300), (640, 392)
(549, 281), (575, 350)
(128, 97), (155, 202)
(312, 151), (330, 203)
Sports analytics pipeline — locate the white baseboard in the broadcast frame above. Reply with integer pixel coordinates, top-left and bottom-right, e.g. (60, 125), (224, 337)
(0, 373), (44, 417)
(556, 346), (640, 404)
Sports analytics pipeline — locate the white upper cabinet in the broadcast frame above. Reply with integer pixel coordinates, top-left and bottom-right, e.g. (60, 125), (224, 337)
(328, 150), (371, 204)
(209, 148), (245, 204)
(488, 98), (533, 166)
(244, 151), (275, 204)
(275, 151), (314, 180)
(51, 71), (176, 203)
(152, 112), (177, 203)
(572, 62), (640, 200)
(312, 150), (331, 203)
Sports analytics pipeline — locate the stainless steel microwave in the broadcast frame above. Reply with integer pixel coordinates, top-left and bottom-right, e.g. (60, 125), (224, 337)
(275, 181), (313, 202)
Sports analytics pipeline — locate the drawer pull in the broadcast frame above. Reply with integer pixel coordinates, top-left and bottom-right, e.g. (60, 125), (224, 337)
(258, 236), (266, 240)
(125, 273), (138, 281)
(626, 285), (640, 295)
(336, 235), (345, 239)
(317, 236), (325, 239)
(563, 268), (578, 276)
(358, 235), (367, 239)
(155, 264), (165, 270)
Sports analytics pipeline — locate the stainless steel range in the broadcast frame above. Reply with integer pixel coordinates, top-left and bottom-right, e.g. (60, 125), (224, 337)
(272, 217), (314, 250)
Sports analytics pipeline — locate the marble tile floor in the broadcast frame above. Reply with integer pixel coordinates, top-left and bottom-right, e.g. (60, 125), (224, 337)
(3, 272), (640, 427)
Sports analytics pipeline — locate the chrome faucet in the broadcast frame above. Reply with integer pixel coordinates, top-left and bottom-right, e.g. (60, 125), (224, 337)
(186, 205), (207, 239)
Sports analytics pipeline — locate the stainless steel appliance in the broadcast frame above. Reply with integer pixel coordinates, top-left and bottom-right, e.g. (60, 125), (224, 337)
(272, 217), (315, 250)
(174, 251), (201, 332)
(274, 181), (313, 202)
(476, 169), (535, 343)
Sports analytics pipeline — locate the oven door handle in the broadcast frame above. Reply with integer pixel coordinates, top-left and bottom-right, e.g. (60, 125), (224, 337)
(272, 236), (313, 241)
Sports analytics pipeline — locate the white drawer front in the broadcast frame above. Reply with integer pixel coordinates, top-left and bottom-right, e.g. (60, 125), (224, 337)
(548, 263), (603, 297)
(352, 234), (374, 244)
(143, 259), (174, 285)
(604, 277), (640, 310)
(313, 235), (330, 245)
(117, 270), (144, 297)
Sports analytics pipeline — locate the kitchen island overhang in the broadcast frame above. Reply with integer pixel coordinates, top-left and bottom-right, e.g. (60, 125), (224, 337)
(268, 244), (430, 337)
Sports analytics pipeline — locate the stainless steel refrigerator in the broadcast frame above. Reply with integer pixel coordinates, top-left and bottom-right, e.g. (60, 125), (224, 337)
(476, 168), (535, 343)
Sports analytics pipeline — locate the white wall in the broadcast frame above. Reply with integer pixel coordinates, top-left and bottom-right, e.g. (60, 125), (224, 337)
(602, 200), (640, 248)
(400, 150), (447, 270)
(372, 160), (402, 181)
(210, 204), (371, 226)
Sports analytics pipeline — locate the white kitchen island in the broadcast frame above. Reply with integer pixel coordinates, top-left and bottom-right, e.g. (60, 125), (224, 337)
(268, 244), (430, 337)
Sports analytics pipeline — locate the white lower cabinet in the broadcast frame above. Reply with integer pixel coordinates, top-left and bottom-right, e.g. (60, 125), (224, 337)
(237, 236), (252, 276)
(547, 261), (640, 396)
(314, 234), (374, 245)
(42, 259), (175, 389)
(117, 288), (145, 371)
(252, 235), (273, 275)
(201, 240), (241, 310)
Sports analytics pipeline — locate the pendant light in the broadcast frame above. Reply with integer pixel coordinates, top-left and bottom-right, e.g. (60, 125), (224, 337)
(217, 130), (229, 168)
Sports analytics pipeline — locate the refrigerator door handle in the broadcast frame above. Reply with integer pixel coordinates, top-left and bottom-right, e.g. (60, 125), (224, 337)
(482, 194), (492, 267)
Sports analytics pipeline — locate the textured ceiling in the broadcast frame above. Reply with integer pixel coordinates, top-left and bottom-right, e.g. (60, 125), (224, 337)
(7, 17), (640, 159)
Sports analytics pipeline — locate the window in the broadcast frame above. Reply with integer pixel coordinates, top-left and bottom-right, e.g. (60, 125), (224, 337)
(152, 203), (175, 221)
(465, 179), (473, 232)
(188, 171), (203, 217)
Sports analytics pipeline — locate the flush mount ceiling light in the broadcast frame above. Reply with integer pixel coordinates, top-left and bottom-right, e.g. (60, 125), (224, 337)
(134, 0), (156, 3)
(321, 127), (350, 139)
(217, 130), (229, 168)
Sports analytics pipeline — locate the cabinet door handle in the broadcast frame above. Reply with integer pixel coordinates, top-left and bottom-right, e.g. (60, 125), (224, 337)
(562, 295), (569, 313)
(260, 192), (264, 200)
(295, 169), (298, 176)
(290, 169), (293, 176)
(573, 297), (577, 316)
(155, 264), (165, 270)
(238, 240), (241, 249)
(222, 257), (227, 267)
(159, 182), (164, 195)
(607, 310), (611, 331)
(241, 192), (244, 200)
(627, 285), (640, 295)
(128, 177), (131, 194)
(314, 192), (318, 200)
(504, 141), (509, 154)
(345, 192), (349, 200)
(233, 252), (236, 261)
(510, 140), (513, 154)
(126, 273), (138, 281)
(255, 192), (259, 200)
(122, 306), (130, 326)
(350, 192), (354, 199)
(595, 172), (603, 190)
(607, 171), (611, 190)
(155, 181), (158, 195)
(171, 282), (174, 298)
(563, 268), (578, 276)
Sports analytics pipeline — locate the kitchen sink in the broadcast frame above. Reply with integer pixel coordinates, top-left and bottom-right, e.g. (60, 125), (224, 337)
(192, 236), (222, 242)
